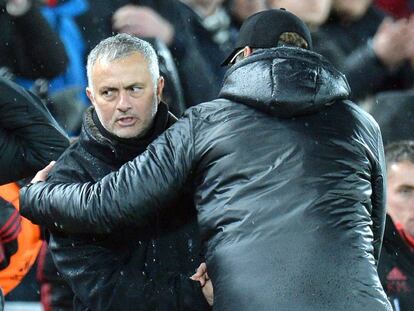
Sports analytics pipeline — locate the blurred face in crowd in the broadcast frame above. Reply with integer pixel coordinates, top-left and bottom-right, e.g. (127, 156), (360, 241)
(182, 0), (225, 16)
(86, 52), (164, 139)
(230, 0), (267, 23)
(269, 0), (332, 27)
(408, 28), (414, 69)
(332, 0), (372, 21)
(387, 160), (414, 237)
(184, 0), (224, 8)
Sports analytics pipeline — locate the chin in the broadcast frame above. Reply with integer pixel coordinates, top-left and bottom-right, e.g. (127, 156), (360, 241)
(115, 129), (142, 139)
(115, 122), (145, 137)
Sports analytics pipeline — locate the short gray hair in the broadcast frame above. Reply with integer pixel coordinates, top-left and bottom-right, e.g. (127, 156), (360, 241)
(86, 33), (160, 89)
(385, 140), (414, 169)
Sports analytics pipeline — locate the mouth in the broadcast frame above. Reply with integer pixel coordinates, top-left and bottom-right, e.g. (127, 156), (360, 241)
(116, 116), (137, 127)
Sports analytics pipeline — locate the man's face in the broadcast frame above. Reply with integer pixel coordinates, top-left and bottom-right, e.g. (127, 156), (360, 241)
(269, 0), (331, 27)
(231, 0), (266, 22)
(387, 160), (414, 237)
(332, 0), (372, 21)
(86, 52), (163, 139)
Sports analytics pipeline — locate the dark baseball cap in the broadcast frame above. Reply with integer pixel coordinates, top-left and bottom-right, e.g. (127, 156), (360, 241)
(221, 8), (312, 66)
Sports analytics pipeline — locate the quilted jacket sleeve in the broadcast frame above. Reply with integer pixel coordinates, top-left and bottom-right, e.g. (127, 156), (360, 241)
(370, 127), (387, 265)
(20, 111), (197, 234)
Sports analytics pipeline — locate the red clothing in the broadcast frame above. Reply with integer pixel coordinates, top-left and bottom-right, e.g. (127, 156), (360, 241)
(0, 183), (42, 295)
(395, 222), (414, 252)
(375, 0), (414, 18)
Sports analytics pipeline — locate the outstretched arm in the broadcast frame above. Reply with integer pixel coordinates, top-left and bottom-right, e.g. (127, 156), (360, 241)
(20, 113), (197, 234)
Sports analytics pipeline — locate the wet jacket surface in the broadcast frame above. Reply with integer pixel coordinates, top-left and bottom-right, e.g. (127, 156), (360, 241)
(42, 104), (208, 311)
(0, 77), (69, 184)
(21, 47), (391, 310)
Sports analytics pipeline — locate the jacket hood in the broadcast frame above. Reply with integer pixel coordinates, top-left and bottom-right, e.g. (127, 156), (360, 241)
(219, 47), (351, 118)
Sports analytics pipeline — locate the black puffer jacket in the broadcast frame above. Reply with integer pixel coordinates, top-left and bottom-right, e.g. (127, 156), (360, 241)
(0, 77), (69, 184)
(21, 47), (391, 311)
(42, 104), (208, 311)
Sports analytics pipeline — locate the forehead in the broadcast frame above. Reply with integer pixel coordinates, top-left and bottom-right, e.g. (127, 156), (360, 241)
(388, 161), (414, 182)
(91, 52), (152, 85)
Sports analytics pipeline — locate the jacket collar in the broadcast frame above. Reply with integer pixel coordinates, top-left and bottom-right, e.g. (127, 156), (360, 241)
(79, 102), (174, 166)
(219, 47), (350, 118)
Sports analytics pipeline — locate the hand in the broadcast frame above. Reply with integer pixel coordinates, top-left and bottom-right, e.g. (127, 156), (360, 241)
(112, 5), (174, 45)
(30, 161), (55, 183)
(190, 262), (214, 306)
(372, 17), (411, 69)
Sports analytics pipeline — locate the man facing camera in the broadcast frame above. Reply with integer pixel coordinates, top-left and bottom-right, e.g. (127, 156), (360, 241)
(35, 34), (209, 311)
(378, 141), (414, 311)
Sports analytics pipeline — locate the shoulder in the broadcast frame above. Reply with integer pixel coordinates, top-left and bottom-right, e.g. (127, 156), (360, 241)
(185, 98), (250, 124)
(48, 141), (91, 182)
(341, 100), (381, 133)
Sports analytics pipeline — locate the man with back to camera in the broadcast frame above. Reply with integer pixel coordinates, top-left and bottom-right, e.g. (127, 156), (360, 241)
(32, 34), (209, 310)
(378, 140), (414, 311)
(21, 9), (392, 310)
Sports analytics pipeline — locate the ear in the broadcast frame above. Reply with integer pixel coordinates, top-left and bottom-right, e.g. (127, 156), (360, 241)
(243, 46), (253, 58)
(156, 76), (165, 102)
(86, 87), (95, 107)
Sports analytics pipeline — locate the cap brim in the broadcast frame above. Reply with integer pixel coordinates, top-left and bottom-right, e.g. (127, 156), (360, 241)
(221, 49), (239, 67)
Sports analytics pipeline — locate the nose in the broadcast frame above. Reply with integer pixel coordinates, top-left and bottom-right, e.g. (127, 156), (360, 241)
(117, 90), (132, 112)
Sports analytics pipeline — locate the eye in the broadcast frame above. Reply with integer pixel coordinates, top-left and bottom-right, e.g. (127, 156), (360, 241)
(399, 186), (414, 197)
(130, 86), (142, 93)
(101, 89), (114, 98)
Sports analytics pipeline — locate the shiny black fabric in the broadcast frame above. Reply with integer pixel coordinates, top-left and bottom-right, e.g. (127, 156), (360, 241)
(0, 77), (69, 184)
(21, 47), (391, 310)
(40, 104), (208, 311)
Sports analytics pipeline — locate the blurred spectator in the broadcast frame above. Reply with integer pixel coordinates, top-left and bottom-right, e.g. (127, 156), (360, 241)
(0, 182), (42, 300)
(179, 0), (234, 87)
(76, 0), (221, 109)
(268, 0), (332, 29)
(0, 77), (69, 309)
(378, 141), (414, 311)
(371, 90), (414, 145)
(225, 0), (266, 28)
(375, 0), (414, 18)
(181, 0), (233, 49)
(15, 0), (90, 137)
(321, 0), (414, 101)
(0, 77), (69, 184)
(0, 0), (68, 79)
(268, 0), (345, 69)
(39, 0), (88, 98)
(370, 24), (414, 144)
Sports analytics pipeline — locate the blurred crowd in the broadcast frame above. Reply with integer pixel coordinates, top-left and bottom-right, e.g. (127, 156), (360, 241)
(1, 0), (414, 310)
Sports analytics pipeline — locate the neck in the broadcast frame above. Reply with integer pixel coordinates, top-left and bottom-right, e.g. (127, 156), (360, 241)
(395, 222), (414, 252)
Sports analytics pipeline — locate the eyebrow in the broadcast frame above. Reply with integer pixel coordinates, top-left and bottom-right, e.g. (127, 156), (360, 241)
(124, 82), (145, 89)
